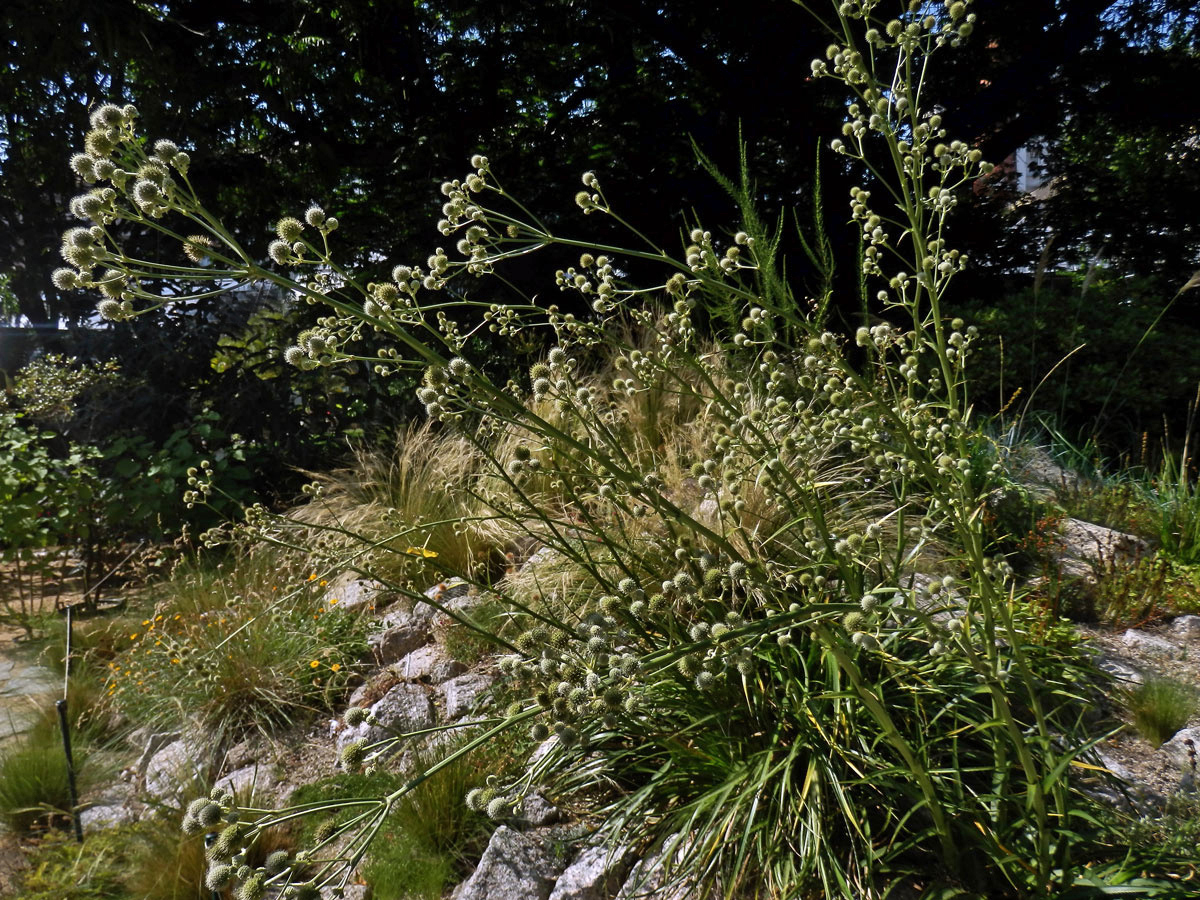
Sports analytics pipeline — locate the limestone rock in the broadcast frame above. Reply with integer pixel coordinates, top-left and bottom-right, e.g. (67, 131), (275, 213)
(411, 579), (473, 627)
(1095, 654), (1144, 685)
(549, 845), (632, 900)
(323, 572), (394, 613)
(338, 682), (435, 753)
(1170, 615), (1200, 642)
(453, 826), (566, 900)
(393, 645), (466, 684)
(439, 672), (494, 719)
(135, 729), (181, 782)
(1161, 725), (1200, 775)
(1013, 446), (1078, 497)
(215, 764), (279, 801)
(79, 782), (139, 830)
(144, 735), (208, 799)
(517, 791), (559, 829)
(370, 621), (432, 666)
(1122, 629), (1181, 659)
(1052, 518), (1147, 580)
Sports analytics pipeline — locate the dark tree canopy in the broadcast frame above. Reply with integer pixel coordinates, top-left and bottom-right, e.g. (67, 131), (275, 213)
(3, 0), (1197, 326)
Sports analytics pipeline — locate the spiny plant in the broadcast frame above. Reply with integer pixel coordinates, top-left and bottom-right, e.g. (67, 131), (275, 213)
(54, 1), (1147, 897)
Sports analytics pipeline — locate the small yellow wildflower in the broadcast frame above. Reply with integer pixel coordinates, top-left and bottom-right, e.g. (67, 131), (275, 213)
(331, 663), (342, 673)
(130, 633), (139, 640)
(310, 660), (320, 669)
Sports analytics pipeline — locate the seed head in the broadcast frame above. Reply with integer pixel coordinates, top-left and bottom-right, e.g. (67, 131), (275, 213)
(206, 865), (235, 891)
(276, 217), (304, 243)
(89, 103), (124, 129)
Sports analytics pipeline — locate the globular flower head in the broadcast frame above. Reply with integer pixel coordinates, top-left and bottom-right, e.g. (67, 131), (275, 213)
(152, 139), (180, 163)
(465, 787), (488, 812)
(205, 864), (235, 892)
(237, 871), (267, 900)
(486, 796), (509, 820)
(276, 217), (304, 243)
(304, 205), (326, 227)
(70, 153), (97, 181)
(89, 103), (125, 129)
(264, 850), (290, 876)
(97, 299), (123, 321)
(268, 240), (291, 265)
(84, 129), (118, 158)
(52, 268), (80, 291)
(344, 706), (368, 727)
(340, 738), (368, 770)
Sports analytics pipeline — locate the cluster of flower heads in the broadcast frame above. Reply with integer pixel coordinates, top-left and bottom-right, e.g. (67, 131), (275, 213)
(187, 790), (318, 900)
(55, 103), (197, 319)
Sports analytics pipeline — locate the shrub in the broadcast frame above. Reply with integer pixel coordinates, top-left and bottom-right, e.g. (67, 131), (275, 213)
(53, 2), (1161, 896)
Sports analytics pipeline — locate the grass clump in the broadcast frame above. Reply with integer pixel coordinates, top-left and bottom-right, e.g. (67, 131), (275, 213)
(1126, 676), (1198, 747)
(290, 422), (516, 590)
(0, 734), (80, 834)
(98, 544), (367, 742)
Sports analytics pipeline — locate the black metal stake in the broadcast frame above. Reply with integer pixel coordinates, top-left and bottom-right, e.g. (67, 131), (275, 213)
(55, 699), (83, 843)
(58, 605), (83, 842)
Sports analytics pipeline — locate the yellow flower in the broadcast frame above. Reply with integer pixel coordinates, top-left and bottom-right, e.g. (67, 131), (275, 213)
(319, 579), (328, 587)
(130, 632), (139, 640)
(331, 663), (342, 673)
(330, 598), (339, 605)
(310, 660), (320, 669)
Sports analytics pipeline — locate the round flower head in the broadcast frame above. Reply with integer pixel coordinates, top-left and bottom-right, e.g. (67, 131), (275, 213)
(206, 864), (235, 891)
(84, 129), (117, 158)
(276, 217), (304, 243)
(344, 706), (368, 727)
(283, 346), (306, 367)
(486, 796), (509, 820)
(70, 153), (96, 180)
(304, 205), (326, 227)
(208, 822), (243, 859)
(268, 240), (290, 264)
(264, 850), (290, 876)
(89, 103), (124, 129)
(152, 139), (179, 162)
(237, 872), (267, 900)
(183, 234), (217, 264)
(448, 357), (470, 377)
(842, 611), (866, 632)
(340, 738), (368, 770)
(198, 800), (223, 828)
(52, 268), (80, 291)
(465, 787), (488, 812)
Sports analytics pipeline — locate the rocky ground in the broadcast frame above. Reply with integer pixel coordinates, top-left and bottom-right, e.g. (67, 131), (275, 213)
(9, 452), (1200, 899)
